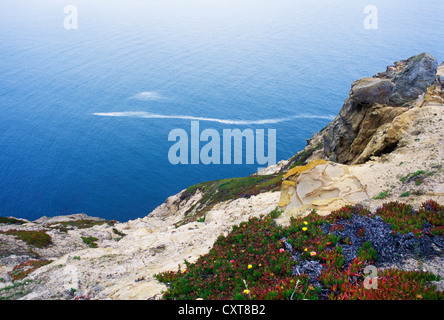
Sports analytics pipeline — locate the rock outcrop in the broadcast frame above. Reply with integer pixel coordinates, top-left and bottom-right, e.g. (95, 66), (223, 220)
(278, 81), (444, 225)
(277, 159), (369, 224)
(322, 52), (439, 164)
(382, 52), (439, 105)
(275, 55), (444, 226)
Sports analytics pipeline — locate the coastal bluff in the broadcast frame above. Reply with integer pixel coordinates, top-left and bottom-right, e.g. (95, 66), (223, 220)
(1, 53), (443, 300)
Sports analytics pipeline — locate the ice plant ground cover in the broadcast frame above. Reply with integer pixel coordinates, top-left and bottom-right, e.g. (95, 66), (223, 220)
(155, 200), (444, 300)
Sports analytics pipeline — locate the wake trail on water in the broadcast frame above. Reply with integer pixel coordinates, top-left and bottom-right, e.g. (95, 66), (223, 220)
(92, 111), (335, 125)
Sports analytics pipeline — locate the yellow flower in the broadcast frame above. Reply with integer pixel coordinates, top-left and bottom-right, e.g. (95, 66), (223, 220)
(303, 221), (308, 225)
(304, 248), (308, 252)
(243, 289), (250, 295)
(196, 298), (204, 300)
(248, 264), (253, 269)
(302, 227), (308, 231)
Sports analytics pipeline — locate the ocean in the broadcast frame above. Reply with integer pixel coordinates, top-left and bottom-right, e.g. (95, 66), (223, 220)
(0, 0), (443, 221)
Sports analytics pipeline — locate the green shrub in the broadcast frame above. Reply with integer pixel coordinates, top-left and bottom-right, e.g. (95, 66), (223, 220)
(3, 230), (52, 248)
(374, 191), (389, 200)
(357, 241), (378, 261)
(81, 236), (98, 248)
(112, 228), (126, 240)
(0, 217), (26, 225)
(401, 191), (410, 197)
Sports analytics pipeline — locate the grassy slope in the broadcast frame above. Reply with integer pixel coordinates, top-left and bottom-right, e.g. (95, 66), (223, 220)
(176, 173), (284, 226)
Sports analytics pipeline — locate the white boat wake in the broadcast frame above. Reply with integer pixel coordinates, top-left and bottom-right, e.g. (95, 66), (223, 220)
(92, 111), (335, 125)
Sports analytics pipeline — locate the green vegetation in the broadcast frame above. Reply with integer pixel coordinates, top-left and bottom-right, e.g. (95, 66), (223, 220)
(375, 201), (444, 237)
(177, 173), (283, 226)
(49, 219), (117, 233)
(81, 236), (99, 248)
(0, 217), (26, 225)
(373, 191), (389, 200)
(313, 142), (323, 151)
(400, 169), (439, 186)
(288, 151), (309, 169)
(112, 228), (126, 241)
(156, 200), (444, 300)
(0, 279), (33, 300)
(1, 230), (52, 248)
(287, 141), (323, 171)
(55, 219), (115, 231)
(357, 241), (378, 261)
(400, 170), (425, 182)
(401, 191), (410, 197)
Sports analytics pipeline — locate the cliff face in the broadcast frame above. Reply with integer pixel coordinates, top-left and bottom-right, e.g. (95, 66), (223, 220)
(278, 55), (444, 221)
(278, 94), (444, 221)
(1, 54), (443, 300)
(321, 52), (439, 164)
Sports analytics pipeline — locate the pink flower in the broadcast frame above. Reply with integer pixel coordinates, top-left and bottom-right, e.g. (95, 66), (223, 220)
(230, 260), (235, 264)
(279, 248), (285, 253)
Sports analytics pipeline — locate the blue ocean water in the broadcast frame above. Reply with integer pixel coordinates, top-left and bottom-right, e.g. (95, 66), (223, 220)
(0, 0), (443, 221)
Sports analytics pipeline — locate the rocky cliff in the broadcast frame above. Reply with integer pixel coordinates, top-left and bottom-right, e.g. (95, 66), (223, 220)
(1, 53), (443, 300)
(319, 52), (439, 165)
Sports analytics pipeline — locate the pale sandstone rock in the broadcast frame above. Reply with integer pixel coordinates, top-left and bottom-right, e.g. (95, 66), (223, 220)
(278, 161), (369, 225)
